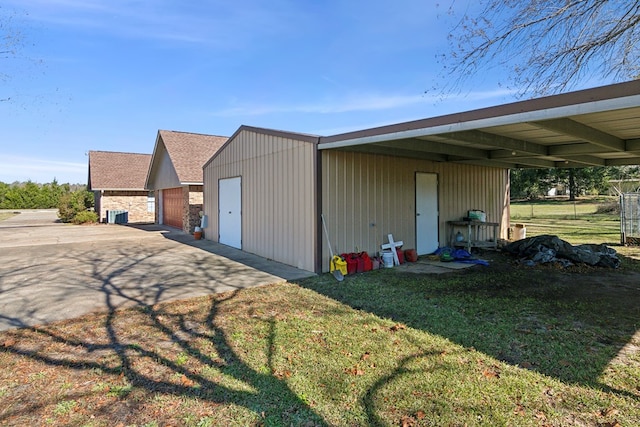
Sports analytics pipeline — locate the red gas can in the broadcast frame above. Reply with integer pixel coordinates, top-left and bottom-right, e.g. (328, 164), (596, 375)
(359, 252), (373, 272)
(341, 253), (358, 275)
(404, 249), (418, 262)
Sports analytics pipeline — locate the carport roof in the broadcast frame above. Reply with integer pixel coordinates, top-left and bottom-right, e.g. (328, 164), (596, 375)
(318, 80), (640, 169)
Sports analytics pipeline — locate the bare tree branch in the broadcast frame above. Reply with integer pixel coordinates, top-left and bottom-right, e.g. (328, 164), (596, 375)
(1, 6), (27, 101)
(438, 0), (640, 97)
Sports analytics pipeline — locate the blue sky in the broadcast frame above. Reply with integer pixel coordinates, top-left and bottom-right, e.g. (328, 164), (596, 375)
(0, 1), (571, 183)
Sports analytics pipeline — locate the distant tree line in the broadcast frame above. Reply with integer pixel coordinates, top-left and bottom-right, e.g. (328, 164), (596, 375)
(0, 180), (88, 209)
(511, 166), (640, 200)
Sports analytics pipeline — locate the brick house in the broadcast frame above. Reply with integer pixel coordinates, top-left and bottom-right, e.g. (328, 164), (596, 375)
(145, 130), (227, 233)
(87, 151), (154, 223)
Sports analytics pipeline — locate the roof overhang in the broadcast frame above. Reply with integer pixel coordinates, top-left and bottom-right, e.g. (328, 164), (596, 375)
(318, 80), (640, 169)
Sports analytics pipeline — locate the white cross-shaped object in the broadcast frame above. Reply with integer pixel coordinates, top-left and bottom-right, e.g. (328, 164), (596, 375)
(381, 234), (403, 265)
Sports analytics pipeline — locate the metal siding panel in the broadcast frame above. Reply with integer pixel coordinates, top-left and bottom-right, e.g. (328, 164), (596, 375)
(259, 142), (270, 257)
(260, 136), (272, 258)
(244, 132), (256, 254)
(268, 137), (277, 260)
(294, 141), (307, 267)
(283, 139), (293, 262)
(373, 157), (383, 248)
(288, 143), (297, 264)
(268, 135), (277, 260)
(364, 156), (375, 251)
(321, 152), (333, 269)
(249, 132), (258, 256)
(206, 130), (315, 271)
(351, 154), (359, 251)
(341, 153), (350, 253)
(351, 153), (360, 252)
(273, 136), (283, 261)
(331, 153), (342, 253)
(320, 151), (510, 271)
(295, 144), (304, 264)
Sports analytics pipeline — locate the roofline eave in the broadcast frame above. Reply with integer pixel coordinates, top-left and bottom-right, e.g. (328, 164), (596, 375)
(318, 93), (640, 150)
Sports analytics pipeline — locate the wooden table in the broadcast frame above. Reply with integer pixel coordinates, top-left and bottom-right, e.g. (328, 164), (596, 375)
(447, 220), (499, 252)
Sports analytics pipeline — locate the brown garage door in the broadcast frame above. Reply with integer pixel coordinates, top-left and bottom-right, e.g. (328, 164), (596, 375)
(162, 187), (183, 229)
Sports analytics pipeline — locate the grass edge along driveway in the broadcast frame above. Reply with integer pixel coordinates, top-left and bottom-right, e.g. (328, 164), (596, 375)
(1, 252), (639, 426)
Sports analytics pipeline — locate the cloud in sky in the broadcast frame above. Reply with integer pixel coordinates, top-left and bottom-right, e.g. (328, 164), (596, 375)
(0, 1), (533, 184)
(0, 155), (86, 184)
(211, 88), (517, 117)
(212, 94), (425, 116)
(8, 0), (303, 47)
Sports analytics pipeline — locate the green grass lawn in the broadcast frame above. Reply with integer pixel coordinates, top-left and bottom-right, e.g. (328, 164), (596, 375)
(510, 197), (621, 245)
(2, 257), (639, 425)
(1, 197), (639, 426)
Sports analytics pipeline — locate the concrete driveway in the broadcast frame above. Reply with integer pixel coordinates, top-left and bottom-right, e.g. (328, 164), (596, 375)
(0, 210), (315, 331)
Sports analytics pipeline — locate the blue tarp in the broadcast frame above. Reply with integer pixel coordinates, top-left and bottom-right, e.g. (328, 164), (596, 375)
(433, 247), (489, 266)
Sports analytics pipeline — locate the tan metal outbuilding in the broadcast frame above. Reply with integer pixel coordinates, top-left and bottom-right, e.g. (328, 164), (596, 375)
(203, 81), (640, 274)
(203, 126), (319, 272)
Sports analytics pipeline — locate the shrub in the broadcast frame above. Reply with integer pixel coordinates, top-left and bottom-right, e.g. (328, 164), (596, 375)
(596, 201), (620, 215)
(72, 210), (98, 224)
(58, 190), (94, 223)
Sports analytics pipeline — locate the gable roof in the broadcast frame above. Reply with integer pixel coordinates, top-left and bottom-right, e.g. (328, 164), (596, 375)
(154, 130), (228, 184)
(88, 151), (151, 191)
(319, 80), (640, 169)
(203, 125), (320, 169)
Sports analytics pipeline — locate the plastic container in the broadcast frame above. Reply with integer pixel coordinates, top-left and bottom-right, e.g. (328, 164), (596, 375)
(359, 252), (373, 272)
(341, 253), (358, 274)
(468, 210), (486, 222)
(330, 255), (348, 275)
(513, 223), (527, 240)
(404, 249), (418, 262)
(382, 251), (394, 268)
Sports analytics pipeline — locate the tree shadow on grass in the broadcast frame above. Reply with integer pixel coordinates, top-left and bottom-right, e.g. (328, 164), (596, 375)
(300, 251), (640, 400)
(0, 247), (327, 426)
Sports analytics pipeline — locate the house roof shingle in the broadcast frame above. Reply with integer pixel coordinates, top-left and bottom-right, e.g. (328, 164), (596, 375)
(157, 130), (228, 184)
(88, 151), (152, 190)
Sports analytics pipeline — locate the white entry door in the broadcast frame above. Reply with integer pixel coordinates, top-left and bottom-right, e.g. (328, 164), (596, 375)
(416, 173), (439, 254)
(219, 177), (242, 249)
